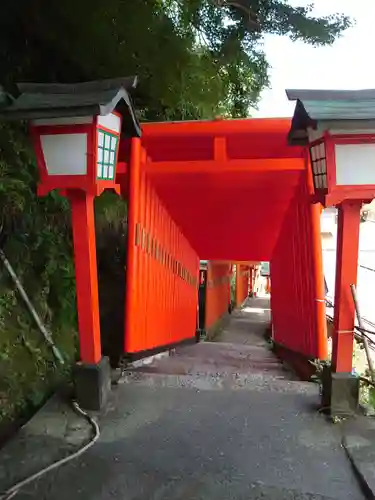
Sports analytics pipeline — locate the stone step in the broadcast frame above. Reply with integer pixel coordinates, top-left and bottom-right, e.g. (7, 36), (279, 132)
(120, 369), (316, 394)
(131, 361), (288, 377)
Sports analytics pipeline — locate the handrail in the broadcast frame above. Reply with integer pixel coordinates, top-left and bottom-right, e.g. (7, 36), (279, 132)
(351, 284), (375, 383)
(359, 264), (375, 273)
(325, 294), (375, 389)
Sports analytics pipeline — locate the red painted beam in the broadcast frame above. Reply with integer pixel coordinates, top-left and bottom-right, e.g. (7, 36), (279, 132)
(145, 158), (305, 174)
(142, 118), (294, 137)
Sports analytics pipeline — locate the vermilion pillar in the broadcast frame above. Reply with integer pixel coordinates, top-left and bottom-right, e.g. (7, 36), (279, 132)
(228, 264), (233, 310)
(124, 137), (141, 351)
(265, 276), (271, 294)
(332, 200), (361, 373)
(310, 202), (328, 361)
(68, 190), (101, 365)
(235, 264), (241, 306)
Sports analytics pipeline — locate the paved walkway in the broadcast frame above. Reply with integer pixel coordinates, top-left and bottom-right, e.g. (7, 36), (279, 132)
(0, 298), (365, 499)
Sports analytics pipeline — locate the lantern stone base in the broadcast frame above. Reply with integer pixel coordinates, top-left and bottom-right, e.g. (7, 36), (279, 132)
(74, 356), (111, 411)
(321, 369), (359, 418)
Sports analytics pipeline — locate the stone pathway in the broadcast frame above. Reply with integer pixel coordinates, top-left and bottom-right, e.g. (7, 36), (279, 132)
(0, 298), (365, 499)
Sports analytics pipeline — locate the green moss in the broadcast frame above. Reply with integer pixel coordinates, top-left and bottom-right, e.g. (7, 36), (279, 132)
(0, 123), (129, 426)
(0, 123), (78, 425)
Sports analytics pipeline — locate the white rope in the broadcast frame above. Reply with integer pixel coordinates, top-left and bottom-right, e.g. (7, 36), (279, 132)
(0, 401), (100, 499)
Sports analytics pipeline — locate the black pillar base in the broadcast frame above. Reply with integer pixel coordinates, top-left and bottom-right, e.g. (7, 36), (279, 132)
(74, 356), (111, 411)
(321, 368), (359, 418)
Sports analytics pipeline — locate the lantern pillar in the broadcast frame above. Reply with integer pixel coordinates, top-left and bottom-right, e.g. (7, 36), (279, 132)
(326, 199), (361, 416)
(69, 190), (110, 411)
(332, 200), (361, 372)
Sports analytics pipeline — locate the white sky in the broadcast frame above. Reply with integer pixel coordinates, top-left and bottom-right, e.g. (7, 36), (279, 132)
(254, 0), (375, 117)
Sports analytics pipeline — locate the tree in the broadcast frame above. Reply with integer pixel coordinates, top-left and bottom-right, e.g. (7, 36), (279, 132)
(162, 0), (351, 116)
(0, 0), (351, 120)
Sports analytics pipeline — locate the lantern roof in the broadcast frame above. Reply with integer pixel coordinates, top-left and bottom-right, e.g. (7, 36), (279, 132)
(0, 76), (141, 137)
(286, 88), (375, 145)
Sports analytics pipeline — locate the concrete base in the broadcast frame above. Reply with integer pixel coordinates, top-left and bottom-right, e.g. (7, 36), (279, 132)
(124, 337), (196, 363)
(74, 356), (111, 411)
(321, 369), (360, 417)
(196, 329), (206, 342)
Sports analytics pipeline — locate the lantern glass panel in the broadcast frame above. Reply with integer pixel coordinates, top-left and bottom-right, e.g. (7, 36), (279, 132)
(41, 133), (87, 175)
(335, 143), (375, 186)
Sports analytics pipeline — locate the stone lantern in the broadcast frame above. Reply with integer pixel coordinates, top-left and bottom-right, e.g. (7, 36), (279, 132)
(287, 88), (375, 416)
(0, 77), (140, 410)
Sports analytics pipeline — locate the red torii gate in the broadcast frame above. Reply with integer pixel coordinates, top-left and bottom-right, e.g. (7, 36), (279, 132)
(106, 117), (329, 389)
(130, 118), (328, 366)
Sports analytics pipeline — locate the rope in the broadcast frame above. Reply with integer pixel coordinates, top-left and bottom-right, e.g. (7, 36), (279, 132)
(0, 401), (100, 499)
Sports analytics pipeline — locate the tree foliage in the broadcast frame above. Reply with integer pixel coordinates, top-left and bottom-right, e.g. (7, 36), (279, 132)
(0, 0), (351, 119)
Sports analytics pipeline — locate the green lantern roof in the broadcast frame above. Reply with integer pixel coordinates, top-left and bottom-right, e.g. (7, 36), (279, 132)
(0, 76), (141, 137)
(286, 88), (375, 145)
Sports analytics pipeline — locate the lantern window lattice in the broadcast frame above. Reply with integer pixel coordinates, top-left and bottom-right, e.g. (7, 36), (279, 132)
(97, 130), (119, 181)
(309, 141), (327, 190)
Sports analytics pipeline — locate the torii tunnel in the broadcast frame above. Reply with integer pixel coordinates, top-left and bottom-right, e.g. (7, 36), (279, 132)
(107, 117), (328, 369)
(4, 80), (371, 414)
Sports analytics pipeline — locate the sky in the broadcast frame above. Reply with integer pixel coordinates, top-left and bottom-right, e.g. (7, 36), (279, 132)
(254, 0), (375, 117)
